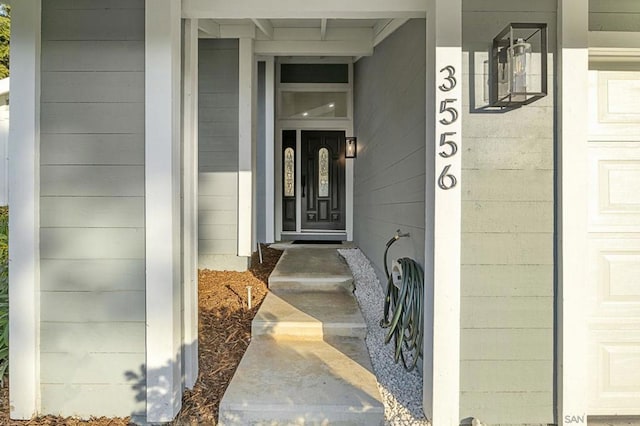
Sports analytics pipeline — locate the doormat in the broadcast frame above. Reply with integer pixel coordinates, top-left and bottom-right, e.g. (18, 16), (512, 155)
(291, 240), (343, 245)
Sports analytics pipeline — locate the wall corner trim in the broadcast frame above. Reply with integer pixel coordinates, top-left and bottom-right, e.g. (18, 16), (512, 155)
(145, 0), (184, 422)
(8, 0), (42, 419)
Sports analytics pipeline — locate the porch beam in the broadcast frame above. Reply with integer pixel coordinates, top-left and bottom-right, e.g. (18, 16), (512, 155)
(145, 0), (183, 422)
(373, 18), (409, 46)
(183, 0), (428, 19)
(255, 39), (372, 56)
(198, 19), (220, 37)
(252, 18), (273, 39)
(558, 0), (589, 425)
(220, 24), (256, 39)
(8, 0), (41, 418)
(238, 38), (255, 257)
(424, 0), (462, 424)
(181, 18), (199, 391)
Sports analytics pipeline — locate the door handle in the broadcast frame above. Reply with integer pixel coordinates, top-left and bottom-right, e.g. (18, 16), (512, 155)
(301, 176), (306, 197)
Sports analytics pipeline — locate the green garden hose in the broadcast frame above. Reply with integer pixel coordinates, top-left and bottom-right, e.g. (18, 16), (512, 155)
(380, 231), (424, 371)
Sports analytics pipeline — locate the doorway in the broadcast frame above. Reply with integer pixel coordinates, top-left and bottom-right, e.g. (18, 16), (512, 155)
(281, 130), (347, 235)
(301, 131), (346, 231)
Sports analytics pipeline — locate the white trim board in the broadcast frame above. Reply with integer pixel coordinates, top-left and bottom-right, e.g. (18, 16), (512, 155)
(8, 0), (41, 418)
(424, 0), (462, 423)
(181, 17), (199, 390)
(144, 0), (183, 422)
(589, 32), (640, 68)
(558, 0), (590, 425)
(182, 0), (428, 19)
(238, 37), (255, 257)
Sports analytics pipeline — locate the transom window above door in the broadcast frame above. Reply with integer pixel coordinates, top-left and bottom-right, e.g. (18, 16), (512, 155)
(280, 92), (348, 119)
(277, 59), (352, 121)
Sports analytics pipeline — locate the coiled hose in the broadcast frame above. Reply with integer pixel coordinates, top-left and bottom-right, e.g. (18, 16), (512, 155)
(380, 232), (424, 371)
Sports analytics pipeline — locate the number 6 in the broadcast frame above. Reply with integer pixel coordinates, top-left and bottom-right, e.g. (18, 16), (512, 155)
(438, 165), (457, 190)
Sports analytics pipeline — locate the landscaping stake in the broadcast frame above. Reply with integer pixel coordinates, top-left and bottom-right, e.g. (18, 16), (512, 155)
(247, 286), (253, 310)
(258, 242), (263, 264)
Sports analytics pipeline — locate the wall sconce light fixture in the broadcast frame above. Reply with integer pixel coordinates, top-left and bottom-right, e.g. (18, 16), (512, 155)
(345, 137), (357, 159)
(491, 23), (547, 108)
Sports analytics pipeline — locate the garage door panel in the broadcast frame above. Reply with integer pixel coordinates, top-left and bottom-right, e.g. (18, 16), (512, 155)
(588, 238), (640, 317)
(589, 330), (640, 414)
(589, 71), (640, 141)
(589, 147), (640, 232)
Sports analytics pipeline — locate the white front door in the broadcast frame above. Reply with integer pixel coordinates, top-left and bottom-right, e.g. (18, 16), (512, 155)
(587, 68), (640, 414)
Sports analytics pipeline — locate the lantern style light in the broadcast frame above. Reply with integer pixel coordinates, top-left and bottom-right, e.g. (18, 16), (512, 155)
(491, 23), (547, 108)
(345, 137), (357, 159)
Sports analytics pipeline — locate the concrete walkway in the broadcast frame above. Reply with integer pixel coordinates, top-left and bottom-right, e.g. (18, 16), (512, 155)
(219, 248), (384, 425)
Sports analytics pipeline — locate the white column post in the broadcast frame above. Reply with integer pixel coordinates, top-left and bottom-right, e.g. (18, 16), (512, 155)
(264, 57), (275, 243)
(145, 0), (183, 421)
(8, 0), (41, 419)
(424, 0), (462, 423)
(182, 18), (199, 390)
(238, 37), (255, 257)
(558, 0), (589, 424)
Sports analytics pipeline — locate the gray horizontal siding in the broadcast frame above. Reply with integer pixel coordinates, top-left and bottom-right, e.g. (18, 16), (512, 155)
(41, 384), (144, 418)
(198, 39), (240, 268)
(41, 292), (145, 322)
(460, 2), (555, 423)
(41, 166), (144, 196)
(41, 322), (145, 353)
(41, 103), (144, 134)
(589, 0), (640, 31)
(39, 0), (145, 418)
(41, 72), (144, 103)
(41, 353), (144, 383)
(40, 259), (145, 292)
(41, 134), (144, 165)
(41, 9), (144, 41)
(40, 228), (145, 259)
(353, 19), (426, 284)
(41, 197), (144, 228)
(42, 41), (144, 71)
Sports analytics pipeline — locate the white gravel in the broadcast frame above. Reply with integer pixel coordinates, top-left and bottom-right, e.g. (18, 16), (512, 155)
(338, 248), (430, 426)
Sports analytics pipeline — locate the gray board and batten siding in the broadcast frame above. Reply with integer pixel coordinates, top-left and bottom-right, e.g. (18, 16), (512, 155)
(353, 19), (427, 287)
(460, 0), (555, 424)
(39, 0), (145, 417)
(198, 39), (246, 271)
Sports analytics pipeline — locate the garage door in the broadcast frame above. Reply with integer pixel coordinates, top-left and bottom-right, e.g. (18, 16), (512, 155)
(587, 68), (640, 414)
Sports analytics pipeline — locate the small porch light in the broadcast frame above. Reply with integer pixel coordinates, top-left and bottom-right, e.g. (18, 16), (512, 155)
(345, 137), (357, 159)
(491, 23), (547, 108)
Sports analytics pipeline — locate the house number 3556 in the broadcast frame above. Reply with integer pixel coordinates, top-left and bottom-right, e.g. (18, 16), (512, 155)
(437, 65), (458, 191)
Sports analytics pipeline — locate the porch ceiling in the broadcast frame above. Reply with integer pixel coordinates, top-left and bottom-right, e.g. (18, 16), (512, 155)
(197, 18), (410, 57)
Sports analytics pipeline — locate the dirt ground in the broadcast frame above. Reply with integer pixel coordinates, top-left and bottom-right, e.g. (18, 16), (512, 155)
(0, 245), (282, 426)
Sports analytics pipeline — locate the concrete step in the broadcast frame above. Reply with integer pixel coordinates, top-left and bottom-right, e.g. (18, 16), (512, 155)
(218, 336), (384, 426)
(252, 290), (366, 339)
(268, 248), (354, 292)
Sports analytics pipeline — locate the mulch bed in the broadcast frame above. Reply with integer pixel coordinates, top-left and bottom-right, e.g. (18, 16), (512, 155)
(0, 245), (282, 426)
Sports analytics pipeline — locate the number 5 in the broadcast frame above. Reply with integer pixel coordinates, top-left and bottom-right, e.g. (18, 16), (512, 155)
(439, 99), (458, 125)
(438, 132), (457, 158)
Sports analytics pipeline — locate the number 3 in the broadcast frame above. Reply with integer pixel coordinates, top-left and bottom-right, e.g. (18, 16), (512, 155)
(439, 65), (456, 92)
